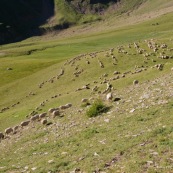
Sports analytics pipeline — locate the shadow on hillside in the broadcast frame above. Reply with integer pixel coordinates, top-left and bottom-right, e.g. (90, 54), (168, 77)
(0, 0), (63, 45)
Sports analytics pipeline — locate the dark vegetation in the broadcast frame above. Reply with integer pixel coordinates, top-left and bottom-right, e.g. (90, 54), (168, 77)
(0, 0), (55, 44)
(0, 0), (119, 44)
(86, 100), (109, 117)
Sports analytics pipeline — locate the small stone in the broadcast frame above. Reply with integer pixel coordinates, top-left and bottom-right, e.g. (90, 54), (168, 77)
(48, 160), (54, 164)
(78, 157), (85, 161)
(61, 152), (68, 155)
(147, 161), (153, 166)
(130, 108), (135, 113)
(24, 166), (29, 170)
(31, 167), (37, 171)
(151, 152), (158, 155)
(104, 119), (110, 123)
(94, 152), (99, 156)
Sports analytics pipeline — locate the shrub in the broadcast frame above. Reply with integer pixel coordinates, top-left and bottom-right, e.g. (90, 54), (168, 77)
(86, 100), (109, 117)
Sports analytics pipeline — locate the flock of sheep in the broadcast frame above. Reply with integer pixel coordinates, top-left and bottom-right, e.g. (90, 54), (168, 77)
(0, 38), (172, 142)
(0, 103), (72, 141)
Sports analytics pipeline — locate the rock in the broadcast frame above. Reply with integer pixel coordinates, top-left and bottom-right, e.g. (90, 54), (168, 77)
(104, 119), (110, 123)
(130, 108), (135, 113)
(31, 167), (37, 171)
(48, 160), (54, 164)
(24, 166), (29, 170)
(114, 97), (121, 102)
(146, 161), (153, 166)
(94, 152), (99, 156)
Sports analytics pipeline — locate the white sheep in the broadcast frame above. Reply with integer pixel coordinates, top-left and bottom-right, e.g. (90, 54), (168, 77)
(5, 127), (13, 135)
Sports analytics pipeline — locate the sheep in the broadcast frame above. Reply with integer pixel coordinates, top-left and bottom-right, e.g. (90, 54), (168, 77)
(30, 114), (39, 121)
(82, 85), (90, 89)
(21, 120), (30, 127)
(41, 119), (47, 125)
(65, 103), (72, 108)
(106, 92), (113, 101)
(48, 108), (57, 113)
(113, 71), (120, 75)
(155, 64), (164, 70)
(39, 112), (47, 119)
(52, 110), (60, 117)
(102, 83), (113, 94)
(134, 42), (139, 49)
(86, 60), (90, 64)
(59, 105), (68, 110)
(13, 126), (19, 132)
(133, 80), (139, 85)
(81, 98), (88, 103)
(5, 127), (13, 135)
(98, 60), (104, 68)
(160, 44), (167, 49)
(92, 86), (98, 92)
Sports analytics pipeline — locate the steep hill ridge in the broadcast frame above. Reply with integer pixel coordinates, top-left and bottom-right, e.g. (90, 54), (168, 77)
(0, 0), (145, 44)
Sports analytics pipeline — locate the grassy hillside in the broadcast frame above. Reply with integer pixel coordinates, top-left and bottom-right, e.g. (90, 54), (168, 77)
(0, 0), (173, 172)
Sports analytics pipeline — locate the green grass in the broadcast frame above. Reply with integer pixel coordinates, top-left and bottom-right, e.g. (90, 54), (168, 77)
(0, 2), (173, 172)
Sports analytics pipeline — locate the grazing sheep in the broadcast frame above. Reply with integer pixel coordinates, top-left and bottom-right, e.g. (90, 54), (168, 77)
(48, 108), (57, 113)
(5, 127), (13, 135)
(113, 71), (120, 75)
(30, 114), (39, 121)
(41, 119), (47, 125)
(59, 105), (67, 110)
(52, 110), (60, 117)
(82, 85), (90, 89)
(133, 80), (139, 85)
(39, 112), (47, 119)
(0, 132), (4, 139)
(92, 86), (98, 92)
(98, 60), (104, 68)
(13, 126), (19, 132)
(21, 120), (30, 127)
(65, 103), (72, 108)
(86, 60), (90, 64)
(155, 64), (164, 70)
(81, 98), (88, 103)
(161, 44), (167, 48)
(106, 92), (113, 101)
(134, 42), (139, 49)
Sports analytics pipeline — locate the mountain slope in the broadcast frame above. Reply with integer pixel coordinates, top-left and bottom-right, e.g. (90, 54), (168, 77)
(0, 0), (145, 44)
(0, 1), (173, 172)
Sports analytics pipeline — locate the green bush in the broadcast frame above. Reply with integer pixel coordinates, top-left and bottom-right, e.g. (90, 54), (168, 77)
(86, 100), (109, 117)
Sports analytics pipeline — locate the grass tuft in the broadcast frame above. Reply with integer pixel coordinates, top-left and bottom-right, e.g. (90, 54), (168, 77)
(86, 99), (109, 117)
